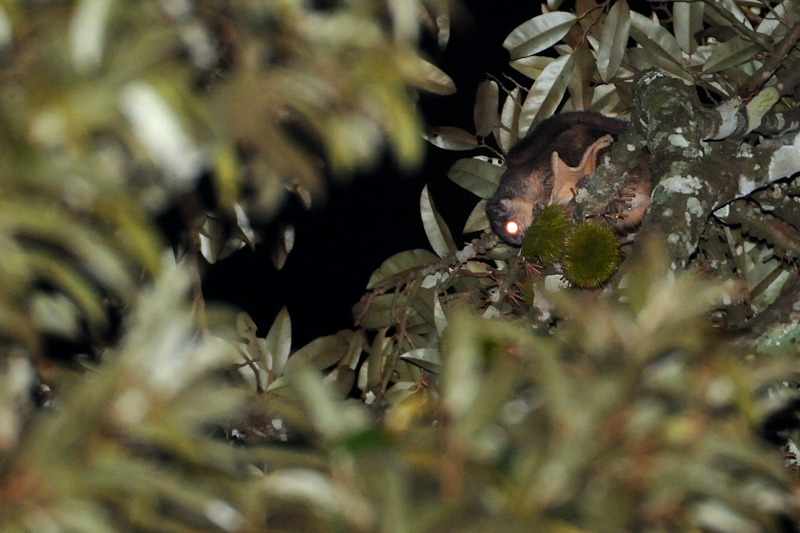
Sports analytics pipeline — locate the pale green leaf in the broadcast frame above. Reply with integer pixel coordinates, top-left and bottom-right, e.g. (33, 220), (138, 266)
(399, 348), (443, 373)
(236, 312), (258, 341)
(496, 87), (522, 153)
(629, 11), (683, 66)
(367, 248), (439, 290)
(420, 185), (457, 258)
(283, 333), (350, 375)
(271, 223), (295, 270)
(627, 47), (693, 82)
(416, 58), (456, 95)
(702, 36), (761, 73)
(519, 54), (572, 136)
(588, 84), (623, 115)
(568, 42), (595, 110)
(422, 0), (450, 48)
(464, 200), (490, 234)
(423, 126), (479, 150)
(265, 307), (292, 377)
(367, 327), (392, 392)
(353, 293), (424, 330)
(707, 0), (752, 30)
(447, 158), (505, 198)
(433, 295), (448, 337)
(757, 0), (800, 39)
(474, 80), (499, 137)
(509, 55), (554, 79)
(503, 12), (577, 60)
(674, 1), (703, 54)
(597, 0), (630, 83)
(70, 0), (113, 73)
(442, 312), (483, 420)
(290, 366), (369, 439)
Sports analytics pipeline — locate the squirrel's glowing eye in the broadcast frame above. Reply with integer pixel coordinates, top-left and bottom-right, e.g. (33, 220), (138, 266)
(505, 220), (520, 235)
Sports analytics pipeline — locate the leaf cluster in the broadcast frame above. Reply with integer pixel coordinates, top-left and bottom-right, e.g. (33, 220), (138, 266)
(3, 1), (800, 532)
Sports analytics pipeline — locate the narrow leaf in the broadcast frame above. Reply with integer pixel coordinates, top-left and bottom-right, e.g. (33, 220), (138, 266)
(474, 80), (499, 137)
(629, 11), (683, 66)
(509, 55), (554, 79)
(420, 185), (457, 257)
(597, 0), (630, 82)
(283, 333), (350, 375)
(568, 42), (595, 110)
(464, 200), (490, 233)
(416, 59), (456, 95)
(702, 37), (761, 73)
(496, 88), (522, 153)
(519, 54), (572, 136)
(367, 249), (439, 290)
(674, 1), (703, 54)
(423, 126), (479, 150)
(433, 295), (448, 337)
(447, 158), (505, 198)
(627, 47), (693, 82)
(503, 12), (577, 60)
(353, 294), (423, 330)
(265, 307), (292, 377)
(399, 348), (443, 374)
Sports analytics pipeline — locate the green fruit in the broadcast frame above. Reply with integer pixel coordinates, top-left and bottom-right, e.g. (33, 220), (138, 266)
(521, 205), (571, 263)
(563, 222), (619, 287)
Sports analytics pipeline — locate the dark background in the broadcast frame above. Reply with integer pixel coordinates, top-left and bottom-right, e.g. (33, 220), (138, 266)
(203, 2), (543, 345)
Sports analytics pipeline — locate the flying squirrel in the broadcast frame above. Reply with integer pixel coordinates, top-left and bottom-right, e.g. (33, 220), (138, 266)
(486, 111), (652, 246)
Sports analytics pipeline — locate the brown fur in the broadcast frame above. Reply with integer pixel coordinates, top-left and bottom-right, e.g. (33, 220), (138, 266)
(486, 111), (648, 246)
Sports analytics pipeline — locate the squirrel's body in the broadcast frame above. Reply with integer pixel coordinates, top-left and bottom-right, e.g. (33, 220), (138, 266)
(486, 111), (642, 246)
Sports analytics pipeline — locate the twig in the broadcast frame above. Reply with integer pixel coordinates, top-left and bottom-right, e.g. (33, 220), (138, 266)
(739, 21), (800, 99)
(651, 0), (773, 51)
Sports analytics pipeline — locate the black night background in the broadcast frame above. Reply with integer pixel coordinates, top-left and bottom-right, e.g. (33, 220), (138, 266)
(203, 2), (543, 346)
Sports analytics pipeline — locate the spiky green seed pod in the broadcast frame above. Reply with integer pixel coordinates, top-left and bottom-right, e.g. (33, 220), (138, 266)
(563, 222), (619, 287)
(521, 205), (571, 263)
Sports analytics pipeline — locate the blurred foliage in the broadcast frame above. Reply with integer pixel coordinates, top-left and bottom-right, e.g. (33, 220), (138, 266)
(3, 1), (800, 532)
(0, 0), (452, 359)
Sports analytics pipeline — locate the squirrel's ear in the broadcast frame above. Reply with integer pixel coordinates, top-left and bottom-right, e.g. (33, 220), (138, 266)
(550, 134), (614, 205)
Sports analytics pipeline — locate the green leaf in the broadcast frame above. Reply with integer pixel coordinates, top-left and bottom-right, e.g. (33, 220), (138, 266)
(423, 126), (479, 150)
(627, 47), (693, 82)
(420, 185), (457, 258)
(674, 1), (703, 54)
(629, 11), (683, 66)
(433, 295), (448, 337)
(463, 200), (490, 233)
(509, 55), (554, 79)
(353, 294), (424, 330)
(474, 80), (499, 137)
(399, 348), (443, 373)
(757, 0), (800, 39)
(265, 307), (292, 377)
(495, 87), (522, 153)
(589, 84), (623, 115)
(416, 58), (457, 95)
(568, 42), (596, 110)
(702, 36), (761, 73)
(366, 327), (392, 392)
(597, 0), (630, 83)
(283, 333), (351, 375)
(366, 249), (439, 290)
(519, 53), (572, 135)
(447, 158), (505, 198)
(503, 12), (577, 60)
